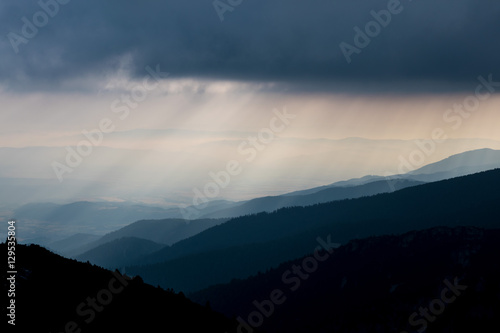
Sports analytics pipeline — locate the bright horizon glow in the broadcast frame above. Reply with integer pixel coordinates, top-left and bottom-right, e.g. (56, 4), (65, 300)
(1, 77), (500, 206)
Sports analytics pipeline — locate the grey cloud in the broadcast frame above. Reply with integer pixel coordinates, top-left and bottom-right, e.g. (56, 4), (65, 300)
(1, 0), (500, 92)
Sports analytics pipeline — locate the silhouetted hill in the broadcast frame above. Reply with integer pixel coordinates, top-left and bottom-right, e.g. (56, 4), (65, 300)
(142, 169), (500, 264)
(203, 179), (422, 218)
(124, 169), (500, 293)
(47, 233), (101, 255)
(68, 217), (228, 258)
(75, 237), (165, 269)
(282, 174), (384, 196)
(191, 226), (500, 333)
(409, 148), (500, 176)
(283, 148), (500, 196)
(124, 232), (340, 293)
(0, 243), (241, 333)
(96, 217), (227, 246)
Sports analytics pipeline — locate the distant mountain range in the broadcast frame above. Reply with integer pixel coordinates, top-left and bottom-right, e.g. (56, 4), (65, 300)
(2, 139), (499, 208)
(408, 147), (500, 176)
(8, 148), (500, 244)
(201, 179), (423, 218)
(15, 149), (500, 274)
(121, 168), (500, 293)
(9, 149), (500, 291)
(285, 147), (500, 196)
(188, 148), (500, 218)
(56, 149), (500, 294)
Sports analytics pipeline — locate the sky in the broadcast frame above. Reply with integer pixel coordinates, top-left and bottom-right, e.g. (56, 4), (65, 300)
(1, 0), (500, 207)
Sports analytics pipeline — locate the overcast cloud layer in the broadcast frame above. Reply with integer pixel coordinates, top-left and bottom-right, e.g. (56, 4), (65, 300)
(1, 0), (500, 92)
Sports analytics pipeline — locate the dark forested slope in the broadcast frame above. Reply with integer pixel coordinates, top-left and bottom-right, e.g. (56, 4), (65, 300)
(0, 243), (241, 333)
(191, 226), (500, 333)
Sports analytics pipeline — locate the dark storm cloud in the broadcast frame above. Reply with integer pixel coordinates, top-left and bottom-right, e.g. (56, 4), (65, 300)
(1, 0), (500, 91)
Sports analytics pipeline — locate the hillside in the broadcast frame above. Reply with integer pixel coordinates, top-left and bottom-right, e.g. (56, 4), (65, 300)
(68, 217), (228, 258)
(75, 237), (165, 269)
(96, 218), (227, 246)
(203, 178), (422, 218)
(122, 169), (500, 293)
(0, 243), (241, 333)
(191, 226), (500, 333)
(409, 148), (500, 175)
(46, 233), (101, 255)
(141, 169), (500, 264)
(283, 148), (500, 196)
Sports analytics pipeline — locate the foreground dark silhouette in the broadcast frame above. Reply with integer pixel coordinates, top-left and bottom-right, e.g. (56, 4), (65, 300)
(192, 226), (500, 333)
(1, 243), (239, 333)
